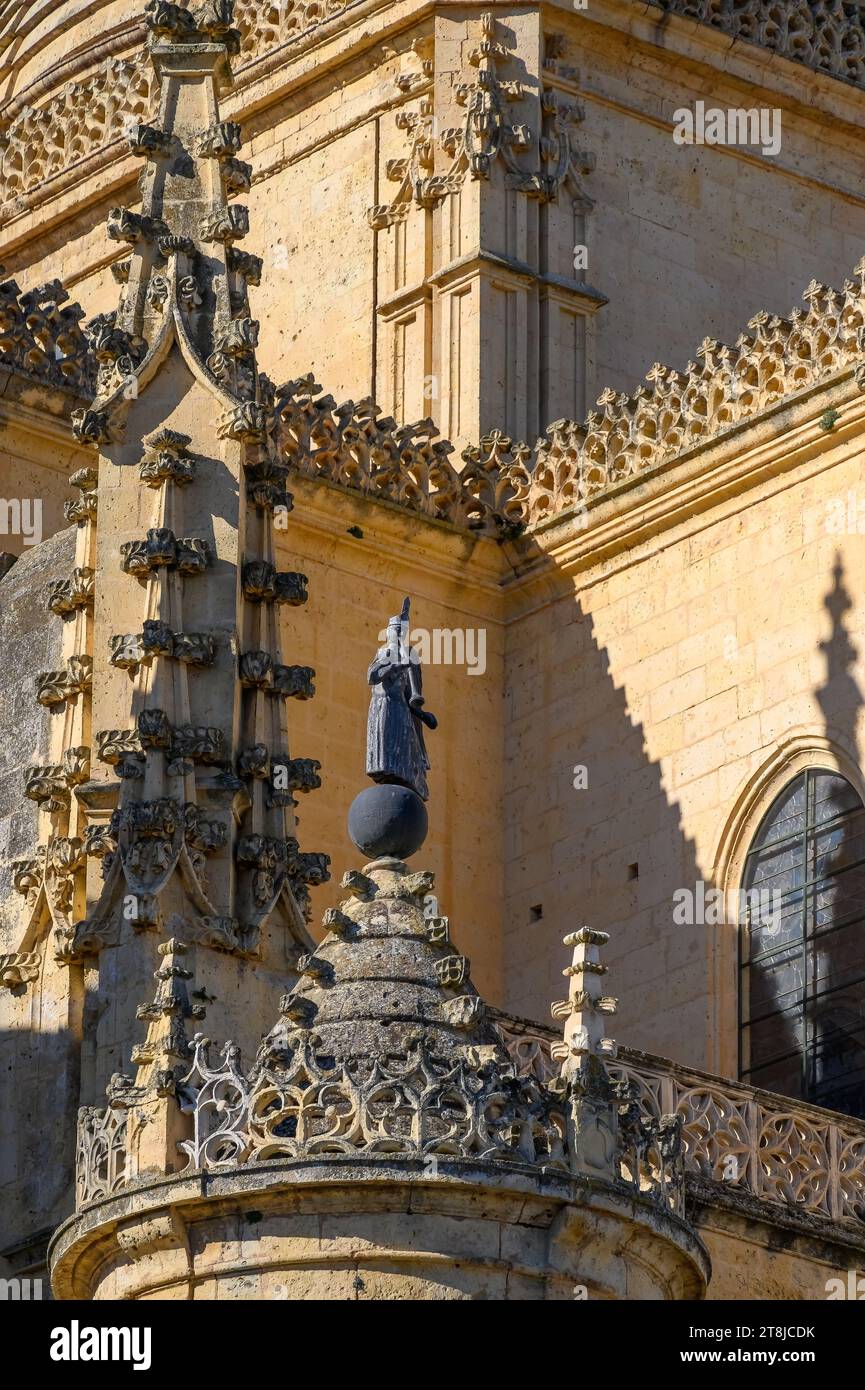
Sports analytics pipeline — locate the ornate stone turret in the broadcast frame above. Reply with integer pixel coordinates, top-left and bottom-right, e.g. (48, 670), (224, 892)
(52, 596), (709, 1301)
(232, 856), (564, 1171)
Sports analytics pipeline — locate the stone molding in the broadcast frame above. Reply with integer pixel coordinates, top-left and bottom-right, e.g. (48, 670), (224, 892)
(0, 0), (372, 217)
(5, 2), (865, 221)
(6, 254), (865, 550)
(54, 1155), (710, 1300)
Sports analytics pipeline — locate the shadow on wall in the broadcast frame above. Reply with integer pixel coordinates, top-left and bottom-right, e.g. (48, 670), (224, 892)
(811, 557), (865, 1115)
(502, 543), (706, 1068)
(740, 556), (865, 1117)
(0, 530), (81, 1277)
(504, 542), (865, 1108)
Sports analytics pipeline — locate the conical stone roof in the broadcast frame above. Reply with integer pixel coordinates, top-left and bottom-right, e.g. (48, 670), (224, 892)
(236, 855), (566, 1166)
(260, 859), (497, 1065)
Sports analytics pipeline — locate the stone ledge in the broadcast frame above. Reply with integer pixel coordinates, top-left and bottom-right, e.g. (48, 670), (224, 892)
(50, 1156), (710, 1300)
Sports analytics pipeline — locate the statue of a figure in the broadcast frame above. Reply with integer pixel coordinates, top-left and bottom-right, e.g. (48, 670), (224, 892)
(366, 597), (437, 801)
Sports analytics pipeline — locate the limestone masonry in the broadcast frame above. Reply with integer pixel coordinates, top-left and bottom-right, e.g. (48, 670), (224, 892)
(1, 0), (865, 1301)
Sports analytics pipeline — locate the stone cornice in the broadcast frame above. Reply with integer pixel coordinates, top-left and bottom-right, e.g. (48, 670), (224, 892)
(585, 0), (865, 117)
(49, 1152), (709, 1299)
(278, 471), (509, 606)
(0, 391), (97, 476)
(504, 375), (865, 604)
(428, 249), (609, 313)
(0, 15), (146, 123)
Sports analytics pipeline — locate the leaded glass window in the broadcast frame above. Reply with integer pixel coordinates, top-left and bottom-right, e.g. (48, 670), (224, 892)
(739, 768), (865, 1117)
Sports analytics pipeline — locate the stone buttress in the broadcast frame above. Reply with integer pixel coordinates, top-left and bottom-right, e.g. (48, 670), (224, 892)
(7, 0), (328, 1210)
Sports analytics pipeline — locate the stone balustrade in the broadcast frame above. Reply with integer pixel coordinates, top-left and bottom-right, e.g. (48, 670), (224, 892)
(649, 0), (865, 90)
(75, 1008), (865, 1226)
(496, 1014), (865, 1226)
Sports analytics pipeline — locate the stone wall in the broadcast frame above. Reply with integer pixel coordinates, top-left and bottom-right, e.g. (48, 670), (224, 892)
(501, 383), (865, 1075)
(0, 526), (80, 1278)
(0, 527), (75, 930)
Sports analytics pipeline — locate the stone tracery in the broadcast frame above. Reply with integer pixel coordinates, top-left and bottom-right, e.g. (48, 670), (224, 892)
(497, 1016), (865, 1225)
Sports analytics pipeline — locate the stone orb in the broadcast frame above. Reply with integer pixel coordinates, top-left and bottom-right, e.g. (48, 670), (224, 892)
(348, 783), (428, 859)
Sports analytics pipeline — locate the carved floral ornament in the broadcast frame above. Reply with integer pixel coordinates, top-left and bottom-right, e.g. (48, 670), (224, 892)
(368, 18), (595, 230)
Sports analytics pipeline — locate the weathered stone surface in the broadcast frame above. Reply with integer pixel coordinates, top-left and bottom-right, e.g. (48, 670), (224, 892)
(3, 0), (865, 1306)
(0, 526), (75, 939)
(50, 1159), (709, 1301)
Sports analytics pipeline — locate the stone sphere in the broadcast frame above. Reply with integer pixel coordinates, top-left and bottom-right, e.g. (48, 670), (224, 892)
(348, 783), (428, 859)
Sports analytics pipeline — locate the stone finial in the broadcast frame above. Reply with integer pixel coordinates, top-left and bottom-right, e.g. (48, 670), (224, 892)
(130, 938), (206, 1096)
(550, 926), (617, 1079)
(550, 927), (620, 1180)
(82, 0), (256, 412)
(104, 938), (205, 1183)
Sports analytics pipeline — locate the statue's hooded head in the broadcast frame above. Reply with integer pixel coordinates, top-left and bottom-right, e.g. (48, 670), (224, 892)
(377, 613), (403, 662)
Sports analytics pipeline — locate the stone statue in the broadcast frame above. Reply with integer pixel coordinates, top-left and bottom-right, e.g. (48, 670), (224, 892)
(366, 597), (437, 801)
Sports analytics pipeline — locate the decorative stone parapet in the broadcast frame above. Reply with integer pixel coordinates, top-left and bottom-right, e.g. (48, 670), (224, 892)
(274, 261), (865, 537)
(59, 869), (709, 1302)
(270, 376), (531, 538)
(5, 2), (865, 217)
(73, 1022), (684, 1219)
(0, 276), (95, 394)
(74, 1006), (865, 1229)
(496, 1016), (865, 1226)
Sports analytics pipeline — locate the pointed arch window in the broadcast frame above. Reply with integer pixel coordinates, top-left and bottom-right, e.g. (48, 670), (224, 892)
(739, 767), (865, 1118)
